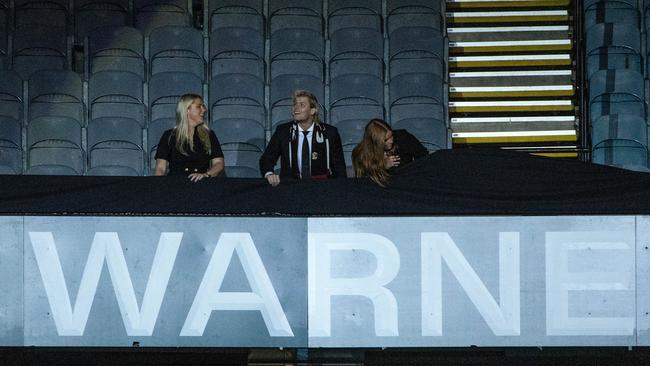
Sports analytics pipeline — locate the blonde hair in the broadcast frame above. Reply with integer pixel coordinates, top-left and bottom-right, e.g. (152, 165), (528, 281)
(174, 93), (211, 155)
(292, 89), (321, 125)
(352, 119), (392, 187)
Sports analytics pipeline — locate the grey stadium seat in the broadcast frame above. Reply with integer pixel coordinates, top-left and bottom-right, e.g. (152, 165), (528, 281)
(88, 26), (145, 78)
(29, 70), (84, 126)
(150, 25), (205, 81)
(89, 71), (145, 126)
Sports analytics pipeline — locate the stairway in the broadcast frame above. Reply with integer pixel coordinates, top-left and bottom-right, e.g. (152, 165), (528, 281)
(446, 0), (579, 157)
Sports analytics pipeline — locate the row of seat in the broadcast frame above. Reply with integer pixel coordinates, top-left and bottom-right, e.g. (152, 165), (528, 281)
(0, 69), (448, 175)
(585, 0), (650, 172)
(2, 1), (445, 79)
(0, 118), (265, 177)
(1, 69), (446, 126)
(2, 23), (445, 81)
(1, 116), (449, 176)
(0, 0), (443, 38)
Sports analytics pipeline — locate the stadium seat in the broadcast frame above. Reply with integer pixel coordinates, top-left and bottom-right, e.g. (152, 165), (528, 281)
(592, 114), (647, 147)
(88, 26), (145, 78)
(0, 117), (23, 174)
(270, 28), (324, 80)
(393, 117), (449, 151)
(212, 118), (266, 152)
(0, 165), (18, 175)
(28, 70), (84, 126)
(150, 25), (205, 81)
(87, 117), (144, 175)
(389, 72), (444, 109)
(585, 0), (639, 30)
(585, 23), (641, 79)
(87, 165), (141, 176)
(592, 114), (648, 171)
(15, 0), (69, 28)
(386, 0), (442, 36)
(13, 25), (68, 80)
(88, 71), (145, 125)
(592, 141), (649, 170)
(209, 74), (265, 144)
(209, 0), (264, 34)
(209, 27), (265, 80)
(134, 0), (190, 35)
(0, 71), (24, 124)
(270, 74), (324, 129)
(328, 0), (382, 35)
(329, 27), (383, 80)
(27, 116), (83, 174)
(148, 72), (203, 125)
(334, 119), (367, 147)
(342, 142), (355, 176)
(26, 164), (80, 175)
(147, 117), (176, 168)
(221, 142), (262, 178)
(588, 69), (644, 123)
(389, 26), (445, 80)
(0, 1), (7, 69)
(75, 0), (130, 40)
(330, 73), (384, 145)
(269, 0), (323, 34)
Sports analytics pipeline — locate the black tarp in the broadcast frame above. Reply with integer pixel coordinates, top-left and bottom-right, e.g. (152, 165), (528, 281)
(2, 149), (650, 216)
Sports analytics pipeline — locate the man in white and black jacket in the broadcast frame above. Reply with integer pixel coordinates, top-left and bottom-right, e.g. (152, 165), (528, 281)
(259, 89), (347, 186)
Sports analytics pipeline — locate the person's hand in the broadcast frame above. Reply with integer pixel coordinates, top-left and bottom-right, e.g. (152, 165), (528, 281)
(385, 154), (400, 169)
(265, 174), (281, 187)
(188, 172), (209, 182)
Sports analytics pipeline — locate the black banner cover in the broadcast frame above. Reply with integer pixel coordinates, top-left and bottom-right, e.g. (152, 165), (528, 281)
(1, 149), (650, 216)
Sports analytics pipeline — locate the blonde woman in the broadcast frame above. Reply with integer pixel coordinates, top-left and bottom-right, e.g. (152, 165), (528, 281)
(154, 93), (224, 182)
(352, 119), (427, 187)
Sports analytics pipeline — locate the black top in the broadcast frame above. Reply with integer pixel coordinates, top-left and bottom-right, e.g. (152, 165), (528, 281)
(155, 128), (223, 175)
(391, 129), (429, 166)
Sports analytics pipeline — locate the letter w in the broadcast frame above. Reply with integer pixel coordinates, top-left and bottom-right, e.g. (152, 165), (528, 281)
(30, 232), (182, 336)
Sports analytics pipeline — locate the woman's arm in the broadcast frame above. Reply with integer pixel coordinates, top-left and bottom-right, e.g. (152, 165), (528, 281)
(154, 159), (168, 176)
(188, 157), (224, 182)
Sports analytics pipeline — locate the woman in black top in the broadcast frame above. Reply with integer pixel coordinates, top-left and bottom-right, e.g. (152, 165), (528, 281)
(352, 118), (428, 186)
(154, 93), (224, 181)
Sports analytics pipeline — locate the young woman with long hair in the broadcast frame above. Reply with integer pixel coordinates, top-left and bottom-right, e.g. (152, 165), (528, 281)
(352, 119), (428, 186)
(154, 93), (224, 181)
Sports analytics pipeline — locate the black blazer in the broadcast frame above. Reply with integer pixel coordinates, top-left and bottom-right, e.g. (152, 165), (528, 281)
(259, 121), (347, 179)
(392, 129), (428, 165)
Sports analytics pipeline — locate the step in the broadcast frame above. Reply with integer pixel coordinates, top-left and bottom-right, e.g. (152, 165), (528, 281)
(448, 25), (570, 42)
(450, 85), (574, 98)
(449, 54), (572, 68)
(450, 39), (572, 53)
(452, 130), (577, 144)
(450, 70), (573, 86)
(446, 0), (571, 10)
(449, 100), (574, 113)
(451, 115), (576, 132)
(447, 10), (569, 24)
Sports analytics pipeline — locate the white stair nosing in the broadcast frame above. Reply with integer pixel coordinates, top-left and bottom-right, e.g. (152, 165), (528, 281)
(452, 116), (576, 123)
(450, 100), (573, 107)
(451, 85), (573, 92)
(448, 10), (567, 17)
(453, 130), (576, 138)
(447, 0), (562, 3)
(450, 54), (571, 61)
(451, 70), (572, 77)
(451, 39), (571, 47)
(448, 25), (569, 33)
